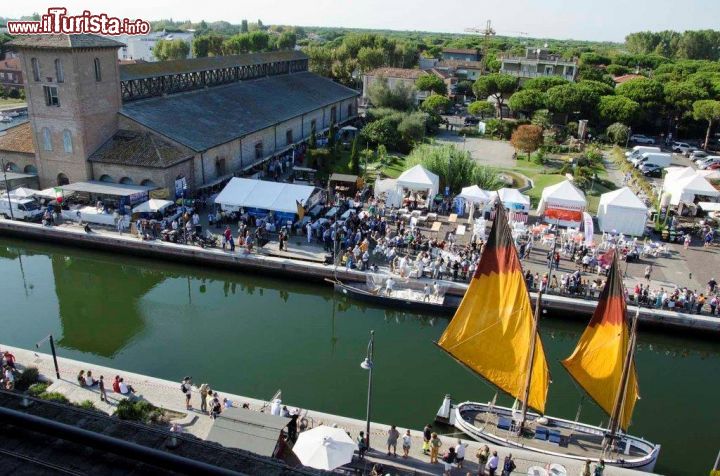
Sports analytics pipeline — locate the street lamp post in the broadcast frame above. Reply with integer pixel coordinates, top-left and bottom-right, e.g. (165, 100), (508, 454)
(1, 158), (15, 220)
(360, 330), (375, 450)
(36, 334), (60, 379)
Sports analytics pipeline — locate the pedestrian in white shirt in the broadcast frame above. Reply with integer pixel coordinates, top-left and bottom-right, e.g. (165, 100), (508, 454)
(402, 430), (411, 458)
(455, 440), (466, 469)
(486, 450), (499, 476)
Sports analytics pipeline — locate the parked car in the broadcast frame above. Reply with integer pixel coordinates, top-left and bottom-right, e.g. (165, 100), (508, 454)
(695, 156), (720, 166)
(697, 157), (720, 170)
(463, 116), (480, 126)
(633, 152), (671, 169)
(640, 163), (664, 177)
(707, 162), (720, 170)
(630, 134), (655, 144)
(687, 149), (709, 159)
(625, 146), (660, 161)
(671, 141), (691, 154)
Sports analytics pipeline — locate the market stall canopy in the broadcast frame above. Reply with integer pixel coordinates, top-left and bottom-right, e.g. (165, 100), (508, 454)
(662, 167), (696, 192)
(61, 181), (156, 197)
(206, 407), (289, 457)
(396, 164), (440, 196)
(329, 173), (359, 184)
(666, 173), (720, 205)
(7, 187), (39, 198)
(459, 185), (490, 205)
(339, 126), (358, 132)
(374, 178), (402, 208)
(215, 177), (317, 214)
(494, 187), (530, 212)
(537, 180), (587, 214)
(597, 187), (648, 237)
(132, 199), (173, 214)
(35, 187), (75, 200)
(292, 425), (358, 470)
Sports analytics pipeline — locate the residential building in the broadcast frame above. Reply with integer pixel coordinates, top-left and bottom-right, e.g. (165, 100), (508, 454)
(441, 48), (481, 62)
(0, 57), (23, 91)
(500, 47), (578, 82)
(6, 34), (359, 194)
(437, 60), (484, 81)
(362, 67), (431, 105)
(612, 74), (644, 85)
(114, 30), (195, 62)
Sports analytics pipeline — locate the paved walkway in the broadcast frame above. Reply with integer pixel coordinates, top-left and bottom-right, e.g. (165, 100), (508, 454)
(2, 344), (653, 476)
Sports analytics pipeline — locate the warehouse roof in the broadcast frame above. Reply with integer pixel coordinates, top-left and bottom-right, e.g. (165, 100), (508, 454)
(8, 34), (124, 49)
(0, 122), (34, 154)
(119, 50), (307, 81)
(89, 129), (194, 168)
(120, 71), (359, 152)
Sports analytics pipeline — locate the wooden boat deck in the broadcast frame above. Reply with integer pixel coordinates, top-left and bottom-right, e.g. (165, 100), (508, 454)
(464, 410), (646, 459)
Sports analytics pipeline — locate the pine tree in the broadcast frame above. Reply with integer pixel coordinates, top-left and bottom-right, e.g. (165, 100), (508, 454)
(328, 122), (337, 149)
(349, 137), (360, 176)
(309, 122), (317, 149)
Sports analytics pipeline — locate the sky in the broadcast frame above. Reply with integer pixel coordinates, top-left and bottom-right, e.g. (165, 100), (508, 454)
(4, 0), (720, 43)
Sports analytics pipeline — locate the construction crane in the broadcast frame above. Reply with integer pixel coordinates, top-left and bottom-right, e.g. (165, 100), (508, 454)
(464, 21), (528, 73)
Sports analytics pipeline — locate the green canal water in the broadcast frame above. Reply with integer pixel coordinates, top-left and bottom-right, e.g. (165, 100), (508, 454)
(0, 237), (716, 475)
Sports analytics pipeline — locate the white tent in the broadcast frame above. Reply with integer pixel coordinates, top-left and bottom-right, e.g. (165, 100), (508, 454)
(459, 185), (490, 205)
(132, 199), (174, 214)
(215, 178), (317, 215)
(666, 173), (720, 205)
(494, 188), (530, 213)
(5, 187), (39, 198)
(396, 165), (440, 198)
(537, 180), (587, 227)
(662, 167), (696, 193)
(597, 187), (648, 236)
(373, 178), (402, 208)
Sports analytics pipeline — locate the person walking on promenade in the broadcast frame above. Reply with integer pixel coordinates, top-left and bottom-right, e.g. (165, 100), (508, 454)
(357, 431), (368, 459)
(401, 430), (411, 458)
(98, 375), (107, 402)
(210, 392), (222, 419)
(422, 424), (432, 455)
(199, 383), (209, 413)
(181, 377), (193, 410)
(287, 411), (299, 442)
(476, 444), (489, 471)
(644, 264), (653, 283)
(581, 460), (592, 476)
(455, 440), (466, 469)
(386, 425), (400, 456)
(486, 450), (499, 476)
(501, 453), (516, 475)
(4, 365), (14, 390)
(429, 432), (442, 464)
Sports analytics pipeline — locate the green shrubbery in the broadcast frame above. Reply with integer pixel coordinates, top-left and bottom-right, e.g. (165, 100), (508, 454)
(27, 382), (49, 396)
(116, 399), (163, 424)
(14, 367), (40, 391)
(39, 392), (69, 404)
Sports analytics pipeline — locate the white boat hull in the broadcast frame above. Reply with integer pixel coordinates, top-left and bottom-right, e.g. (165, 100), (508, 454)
(451, 401), (660, 472)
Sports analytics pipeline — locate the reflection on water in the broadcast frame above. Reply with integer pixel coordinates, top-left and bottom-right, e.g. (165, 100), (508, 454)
(0, 238), (718, 475)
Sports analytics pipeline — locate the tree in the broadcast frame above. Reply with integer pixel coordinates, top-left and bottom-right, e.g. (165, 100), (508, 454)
(223, 34), (251, 55)
(615, 78), (665, 111)
(577, 80), (615, 97)
(240, 19), (249, 33)
(693, 100), (720, 150)
(192, 34), (224, 57)
(522, 76), (569, 92)
(606, 122), (630, 145)
(405, 144), (502, 192)
(247, 31), (269, 51)
(360, 117), (398, 149)
(664, 81), (708, 120)
(367, 77), (415, 111)
(455, 80), (474, 98)
(546, 83), (600, 120)
(598, 95), (640, 125)
(580, 52), (612, 66)
(277, 31), (297, 49)
(606, 64), (630, 76)
(348, 137), (360, 175)
(304, 46), (334, 77)
(468, 101), (495, 117)
(415, 74), (447, 95)
(531, 109), (552, 129)
(508, 89), (546, 117)
(356, 47), (385, 72)
(397, 112), (429, 145)
(420, 94), (451, 114)
(153, 39), (190, 61)
(472, 73), (518, 119)
(328, 122), (337, 149)
(510, 125), (544, 158)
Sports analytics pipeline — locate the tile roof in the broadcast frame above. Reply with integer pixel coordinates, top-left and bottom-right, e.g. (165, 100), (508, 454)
(8, 34), (124, 49)
(89, 129), (194, 168)
(0, 122), (35, 154)
(438, 59), (484, 69)
(612, 74), (645, 84)
(120, 71), (359, 152)
(364, 67), (427, 80)
(119, 50), (307, 81)
(0, 57), (21, 71)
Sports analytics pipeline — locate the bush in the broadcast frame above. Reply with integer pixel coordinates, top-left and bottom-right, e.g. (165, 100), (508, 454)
(78, 400), (97, 410)
(405, 144), (503, 192)
(116, 399), (162, 423)
(39, 392), (69, 404)
(531, 150), (546, 165)
(15, 367), (40, 391)
(305, 148), (331, 168)
(27, 382), (49, 396)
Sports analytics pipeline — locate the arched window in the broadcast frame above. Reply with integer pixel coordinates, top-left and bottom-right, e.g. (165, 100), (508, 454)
(140, 179), (157, 188)
(41, 128), (52, 151)
(4, 162), (19, 172)
(94, 58), (102, 82)
(119, 177), (134, 185)
(99, 174), (113, 183)
(62, 129), (73, 153)
(54, 59), (64, 83)
(24, 165), (38, 174)
(57, 173), (69, 186)
(31, 58), (40, 82)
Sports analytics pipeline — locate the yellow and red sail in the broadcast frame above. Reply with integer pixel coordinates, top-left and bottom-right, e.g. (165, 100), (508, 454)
(438, 203), (549, 413)
(561, 250), (639, 431)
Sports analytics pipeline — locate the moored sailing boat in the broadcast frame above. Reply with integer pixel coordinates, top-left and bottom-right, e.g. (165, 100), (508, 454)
(435, 202), (660, 471)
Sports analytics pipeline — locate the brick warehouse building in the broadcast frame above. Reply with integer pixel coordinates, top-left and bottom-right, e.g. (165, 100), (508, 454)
(2, 34), (359, 195)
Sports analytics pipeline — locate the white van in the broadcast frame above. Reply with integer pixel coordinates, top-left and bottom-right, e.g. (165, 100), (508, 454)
(626, 146), (661, 162)
(633, 152), (672, 169)
(0, 197), (44, 221)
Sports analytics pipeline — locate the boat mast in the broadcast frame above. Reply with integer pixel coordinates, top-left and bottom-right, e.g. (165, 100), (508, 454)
(604, 307), (639, 447)
(518, 289), (543, 434)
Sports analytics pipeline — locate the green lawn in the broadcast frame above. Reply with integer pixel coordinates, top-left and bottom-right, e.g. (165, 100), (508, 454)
(0, 98), (26, 110)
